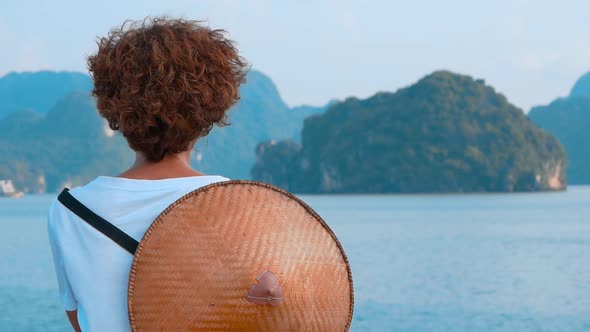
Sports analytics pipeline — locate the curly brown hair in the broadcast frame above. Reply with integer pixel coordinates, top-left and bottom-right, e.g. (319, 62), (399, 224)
(88, 17), (248, 161)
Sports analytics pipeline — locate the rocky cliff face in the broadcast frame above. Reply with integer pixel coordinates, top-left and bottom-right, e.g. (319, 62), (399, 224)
(251, 140), (303, 190)
(529, 71), (590, 184)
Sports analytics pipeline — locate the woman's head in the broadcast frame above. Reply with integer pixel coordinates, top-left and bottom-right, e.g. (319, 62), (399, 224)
(88, 17), (247, 161)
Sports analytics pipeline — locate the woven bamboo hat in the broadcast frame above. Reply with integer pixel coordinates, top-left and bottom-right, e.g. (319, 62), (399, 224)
(128, 180), (354, 331)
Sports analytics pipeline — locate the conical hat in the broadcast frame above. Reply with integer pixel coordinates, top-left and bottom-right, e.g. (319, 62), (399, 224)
(127, 180), (354, 331)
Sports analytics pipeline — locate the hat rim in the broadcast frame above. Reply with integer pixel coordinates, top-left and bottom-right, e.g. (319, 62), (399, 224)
(127, 179), (355, 331)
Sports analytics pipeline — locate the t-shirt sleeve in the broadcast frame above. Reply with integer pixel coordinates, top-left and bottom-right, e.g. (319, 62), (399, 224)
(47, 202), (78, 311)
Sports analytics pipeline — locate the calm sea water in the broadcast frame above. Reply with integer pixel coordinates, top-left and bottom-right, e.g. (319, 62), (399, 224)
(1, 188), (590, 331)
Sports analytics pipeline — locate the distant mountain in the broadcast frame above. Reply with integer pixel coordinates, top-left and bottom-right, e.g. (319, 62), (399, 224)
(0, 92), (131, 192)
(570, 71), (590, 99)
(253, 71), (567, 193)
(0, 71), (92, 118)
(192, 71), (327, 179)
(289, 102), (336, 141)
(0, 108), (43, 137)
(252, 140), (303, 190)
(0, 70), (328, 192)
(529, 71), (590, 184)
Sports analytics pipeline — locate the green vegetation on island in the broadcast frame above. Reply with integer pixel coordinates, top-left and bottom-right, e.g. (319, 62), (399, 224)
(252, 71), (567, 193)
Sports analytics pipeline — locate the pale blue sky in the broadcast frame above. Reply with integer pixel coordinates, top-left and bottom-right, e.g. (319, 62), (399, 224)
(1, 0), (589, 110)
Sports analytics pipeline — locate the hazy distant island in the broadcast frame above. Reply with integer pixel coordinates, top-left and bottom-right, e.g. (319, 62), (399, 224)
(253, 71), (567, 193)
(0, 71), (93, 119)
(0, 70), (326, 193)
(1, 69), (585, 194)
(529, 71), (590, 184)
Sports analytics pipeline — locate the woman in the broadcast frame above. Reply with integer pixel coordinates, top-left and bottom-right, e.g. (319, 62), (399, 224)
(48, 17), (247, 331)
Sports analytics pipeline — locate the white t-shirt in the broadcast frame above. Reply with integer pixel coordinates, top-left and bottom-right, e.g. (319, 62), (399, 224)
(47, 175), (229, 332)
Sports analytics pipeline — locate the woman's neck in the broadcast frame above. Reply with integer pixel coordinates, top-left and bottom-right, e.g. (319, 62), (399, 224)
(118, 150), (204, 180)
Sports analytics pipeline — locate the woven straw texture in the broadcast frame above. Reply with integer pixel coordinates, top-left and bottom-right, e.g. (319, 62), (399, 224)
(128, 180), (353, 331)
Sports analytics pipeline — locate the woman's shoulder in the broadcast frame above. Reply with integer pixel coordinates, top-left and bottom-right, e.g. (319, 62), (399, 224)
(85, 175), (230, 191)
(47, 175), (230, 226)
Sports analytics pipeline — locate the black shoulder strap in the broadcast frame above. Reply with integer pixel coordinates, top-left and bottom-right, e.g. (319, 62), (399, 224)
(57, 188), (138, 255)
